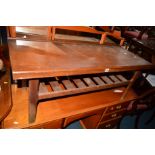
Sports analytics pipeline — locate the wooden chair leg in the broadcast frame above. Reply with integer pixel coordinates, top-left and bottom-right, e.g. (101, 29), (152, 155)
(51, 27), (56, 41)
(29, 79), (39, 123)
(99, 33), (106, 44)
(48, 26), (52, 40)
(8, 26), (16, 38)
(120, 39), (125, 46)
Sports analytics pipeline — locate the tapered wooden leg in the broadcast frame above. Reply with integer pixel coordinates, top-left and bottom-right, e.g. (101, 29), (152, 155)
(120, 38), (125, 46)
(48, 26), (52, 40)
(51, 27), (56, 41)
(8, 26), (16, 38)
(120, 71), (141, 101)
(100, 33), (107, 44)
(29, 79), (39, 123)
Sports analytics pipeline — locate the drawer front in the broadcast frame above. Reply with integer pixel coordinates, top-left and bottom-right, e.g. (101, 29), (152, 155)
(64, 109), (105, 128)
(98, 118), (121, 129)
(105, 102), (130, 114)
(26, 119), (63, 129)
(101, 109), (126, 122)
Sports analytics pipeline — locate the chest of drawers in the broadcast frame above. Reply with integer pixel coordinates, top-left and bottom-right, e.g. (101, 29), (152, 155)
(80, 101), (132, 129)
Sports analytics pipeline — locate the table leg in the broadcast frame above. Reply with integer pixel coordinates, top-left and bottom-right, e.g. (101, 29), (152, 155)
(8, 26), (16, 38)
(100, 33), (107, 44)
(29, 79), (39, 123)
(51, 27), (56, 41)
(120, 71), (141, 101)
(120, 38), (125, 46)
(48, 26), (52, 40)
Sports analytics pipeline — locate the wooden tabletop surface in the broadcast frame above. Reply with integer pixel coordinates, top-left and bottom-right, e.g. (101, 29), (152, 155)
(9, 39), (154, 80)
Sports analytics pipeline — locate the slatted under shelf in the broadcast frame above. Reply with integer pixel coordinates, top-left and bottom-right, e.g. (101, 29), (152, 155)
(38, 73), (129, 100)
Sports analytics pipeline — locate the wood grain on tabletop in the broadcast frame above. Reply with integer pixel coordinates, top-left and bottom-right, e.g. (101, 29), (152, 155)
(8, 40), (154, 80)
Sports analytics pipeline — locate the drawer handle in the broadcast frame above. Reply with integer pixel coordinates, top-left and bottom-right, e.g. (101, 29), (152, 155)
(111, 113), (117, 118)
(116, 105), (122, 109)
(105, 124), (111, 128)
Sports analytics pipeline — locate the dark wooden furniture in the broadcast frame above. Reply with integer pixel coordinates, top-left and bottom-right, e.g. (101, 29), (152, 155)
(129, 38), (155, 64)
(48, 26), (107, 44)
(122, 27), (148, 40)
(3, 78), (155, 129)
(97, 26), (125, 46)
(0, 66), (12, 128)
(8, 27), (16, 38)
(11, 26), (49, 41)
(0, 44), (12, 127)
(80, 100), (131, 129)
(8, 38), (155, 126)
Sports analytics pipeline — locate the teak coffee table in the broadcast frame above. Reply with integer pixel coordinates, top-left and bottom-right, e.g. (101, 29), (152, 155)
(8, 39), (155, 123)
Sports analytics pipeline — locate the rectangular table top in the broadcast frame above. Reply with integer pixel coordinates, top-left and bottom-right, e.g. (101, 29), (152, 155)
(9, 39), (155, 80)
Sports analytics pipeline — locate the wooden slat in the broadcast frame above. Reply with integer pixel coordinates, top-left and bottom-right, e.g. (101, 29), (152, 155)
(50, 81), (63, 91)
(38, 74), (130, 101)
(116, 75), (128, 82)
(39, 82), (49, 94)
(101, 76), (113, 84)
(109, 75), (120, 83)
(73, 79), (87, 88)
(62, 80), (76, 90)
(4, 82), (137, 129)
(39, 81), (129, 100)
(83, 78), (96, 87)
(93, 77), (105, 85)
